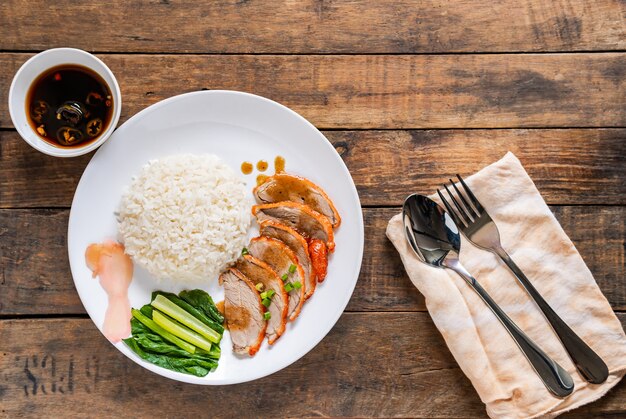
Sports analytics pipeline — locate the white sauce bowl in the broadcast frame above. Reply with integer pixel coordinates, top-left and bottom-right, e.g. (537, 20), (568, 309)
(8, 48), (122, 157)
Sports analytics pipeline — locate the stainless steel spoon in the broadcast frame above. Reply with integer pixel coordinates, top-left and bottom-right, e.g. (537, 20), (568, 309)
(402, 194), (574, 397)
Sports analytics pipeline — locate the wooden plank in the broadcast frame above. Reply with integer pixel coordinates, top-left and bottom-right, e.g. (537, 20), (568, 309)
(0, 314), (624, 418)
(336, 129), (626, 207)
(0, 1), (624, 53)
(2, 129), (624, 208)
(1, 206), (623, 316)
(1, 53), (624, 129)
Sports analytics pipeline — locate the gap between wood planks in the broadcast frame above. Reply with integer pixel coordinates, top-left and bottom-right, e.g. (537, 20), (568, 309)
(2, 127), (626, 131)
(0, 50), (625, 56)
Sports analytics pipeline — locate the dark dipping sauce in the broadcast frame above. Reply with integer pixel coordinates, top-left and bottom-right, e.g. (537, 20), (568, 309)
(26, 65), (113, 148)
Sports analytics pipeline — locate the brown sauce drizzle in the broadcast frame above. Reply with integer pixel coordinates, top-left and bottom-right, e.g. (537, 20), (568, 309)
(241, 161), (253, 175)
(261, 175), (312, 203)
(274, 155), (286, 173)
(215, 300), (225, 316)
(256, 174), (269, 186)
(225, 306), (251, 331)
(242, 155), (285, 178)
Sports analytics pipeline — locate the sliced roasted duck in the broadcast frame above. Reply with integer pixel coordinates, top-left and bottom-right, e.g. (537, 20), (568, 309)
(235, 255), (289, 344)
(252, 202), (335, 253)
(254, 173), (341, 228)
(249, 236), (306, 322)
(219, 268), (266, 356)
(259, 220), (317, 300)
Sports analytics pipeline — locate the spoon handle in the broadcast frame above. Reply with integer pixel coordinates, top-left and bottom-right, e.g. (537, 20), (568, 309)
(493, 246), (609, 384)
(446, 259), (574, 398)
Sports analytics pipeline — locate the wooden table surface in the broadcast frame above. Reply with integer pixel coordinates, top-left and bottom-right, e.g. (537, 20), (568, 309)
(1, 1), (625, 417)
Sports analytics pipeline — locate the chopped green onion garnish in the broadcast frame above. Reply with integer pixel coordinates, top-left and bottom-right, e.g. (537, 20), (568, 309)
(288, 264), (297, 273)
(281, 273), (288, 282)
(292, 281), (302, 289)
(266, 289), (276, 299)
(284, 283), (294, 292)
(260, 291), (269, 300)
(262, 298), (271, 308)
(241, 247), (249, 256)
(264, 312), (271, 321)
(255, 282), (264, 292)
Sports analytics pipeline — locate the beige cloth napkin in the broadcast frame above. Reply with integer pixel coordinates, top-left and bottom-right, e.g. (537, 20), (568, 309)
(386, 152), (626, 418)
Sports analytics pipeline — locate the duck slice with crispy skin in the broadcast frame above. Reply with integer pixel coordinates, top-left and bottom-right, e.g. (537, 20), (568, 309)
(259, 220), (317, 300)
(235, 255), (289, 344)
(253, 173), (341, 228)
(249, 236), (306, 322)
(252, 202), (335, 253)
(219, 268), (267, 356)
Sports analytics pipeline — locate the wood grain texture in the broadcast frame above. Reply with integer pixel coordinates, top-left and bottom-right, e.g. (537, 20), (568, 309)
(0, 1), (624, 53)
(1, 206), (623, 316)
(2, 53), (625, 129)
(0, 314), (625, 418)
(1, 1), (624, 417)
(2, 129), (624, 208)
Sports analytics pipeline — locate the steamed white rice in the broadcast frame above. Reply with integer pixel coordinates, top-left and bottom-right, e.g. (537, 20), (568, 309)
(117, 154), (250, 282)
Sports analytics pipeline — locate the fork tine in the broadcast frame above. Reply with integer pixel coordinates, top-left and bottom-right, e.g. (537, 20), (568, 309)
(443, 184), (471, 226)
(437, 189), (467, 228)
(450, 178), (477, 219)
(457, 174), (484, 213)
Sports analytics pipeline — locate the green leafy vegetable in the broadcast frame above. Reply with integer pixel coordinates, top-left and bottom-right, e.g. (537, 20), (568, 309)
(179, 289), (224, 324)
(152, 294), (221, 343)
(124, 289), (225, 377)
(263, 312), (271, 321)
(293, 281), (302, 289)
(152, 291), (224, 334)
(127, 319), (214, 360)
(124, 337), (217, 377)
(288, 264), (297, 273)
(197, 345), (221, 359)
(131, 308), (196, 353)
(152, 310), (214, 352)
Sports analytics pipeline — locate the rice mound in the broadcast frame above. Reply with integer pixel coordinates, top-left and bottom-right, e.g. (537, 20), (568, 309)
(118, 153), (250, 282)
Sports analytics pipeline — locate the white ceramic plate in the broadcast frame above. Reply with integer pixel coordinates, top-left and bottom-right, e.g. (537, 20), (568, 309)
(68, 90), (364, 385)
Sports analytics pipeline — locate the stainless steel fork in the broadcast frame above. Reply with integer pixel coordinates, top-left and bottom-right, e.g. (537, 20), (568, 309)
(438, 174), (609, 384)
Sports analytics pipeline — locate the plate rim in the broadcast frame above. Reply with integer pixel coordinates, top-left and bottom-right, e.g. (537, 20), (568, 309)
(67, 90), (365, 385)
